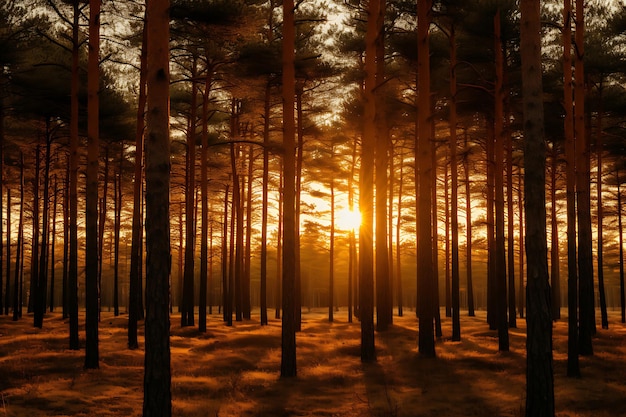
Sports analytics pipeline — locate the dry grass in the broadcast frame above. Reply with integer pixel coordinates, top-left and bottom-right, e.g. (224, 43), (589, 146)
(1, 308), (626, 416)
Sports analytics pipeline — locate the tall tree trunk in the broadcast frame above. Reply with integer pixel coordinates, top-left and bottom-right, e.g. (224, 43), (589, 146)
(69, 0), (80, 347)
(49, 176), (58, 312)
(493, 11), (509, 351)
(113, 146), (123, 317)
(181, 59), (198, 327)
(84, 0), (101, 370)
(464, 131), (475, 317)
(507, 120), (517, 327)
(329, 164), (335, 323)
(63, 163), (69, 319)
(359, 0), (379, 363)
(222, 185), (230, 324)
(199, 70), (212, 333)
(617, 172), (624, 324)
(596, 87), (608, 330)
(417, 0), (435, 357)
(486, 121), (496, 330)
(128, 11), (147, 349)
(295, 84), (304, 332)
(35, 127), (51, 329)
(4, 188), (10, 315)
(574, 0), (594, 356)
(550, 145), (561, 321)
(449, 24), (460, 341)
(143, 0), (172, 412)
(518, 169), (525, 319)
(431, 126), (442, 338)
(98, 145), (109, 315)
(275, 163), (283, 320)
(29, 145), (40, 315)
(243, 146), (253, 320)
(520, 1), (555, 415)
(281, 0), (298, 377)
(260, 83), (270, 326)
(13, 155), (24, 321)
(375, 0), (391, 332)
(348, 137), (357, 323)
(396, 145), (404, 317)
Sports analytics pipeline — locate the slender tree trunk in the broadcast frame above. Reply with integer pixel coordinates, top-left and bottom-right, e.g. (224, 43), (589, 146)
(275, 164), (283, 320)
(222, 186), (230, 324)
(295, 85), (304, 332)
(550, 145), (561, 321)
(507, 120), (517, 327)
(63, 163), (69, 319)
(243, 146), (253, 320)
(143, 0), (172, 412)
(596, 88), (608, 330)
(35, 129), (52, 329)
(13, 155), (24, 321)
(464, 131), (475, 317)
(396, 146), (404, 317)
(199, 70), (212, 333)
(494, 11), (509, 352)
(617, 173), (624, 323)
(348, 137), (357, 323)
(4, 188), (10, 315)
(29, 145), (40, 315)
(260, 83), (270, 326)
(486, 121), (496, 330)
(449, 24), (460, 341)
(375, 0), (391, 332)
(444, 162), (451, 319)
(181, 59), (198, 327)
(574, 0), (594, 357)
(49, 176), (58, 312)
(99, 145), (109, 315)
(518, 169), (526, 319)
(329, 168), (335, 323)
(128, 11), (147, 349)
(431, 127), (441, 339)
(521, 1), (555, 415)
(417, 0), (435, 357)
(84, 0), (101, 370)
(281, 0), (298, 377)
(113, 146), (123, 317)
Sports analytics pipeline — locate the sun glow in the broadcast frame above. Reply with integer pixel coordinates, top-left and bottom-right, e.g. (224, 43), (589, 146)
(335, 209), (362, 231)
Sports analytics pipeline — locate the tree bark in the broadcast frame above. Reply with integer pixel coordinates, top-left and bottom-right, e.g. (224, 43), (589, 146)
(417, 0), (435, 357)
(449, 23), (460, 342)
(520, 1), (555, 415)
(574, 0), (594, 356)
(143, 0), (172, 412)
(281, 0), (298, 377)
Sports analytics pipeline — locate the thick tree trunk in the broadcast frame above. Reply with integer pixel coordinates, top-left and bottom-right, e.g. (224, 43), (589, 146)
(281, 0), (297, 377)
(574, 0), (594, 357)
(128, 12), (147, 349)
(375, 0), (391, 332)
(143, 0), (172, 412)
(520, 1), (555, 415)
(359, 0), (378, 363)
(417, 0), (435, 357)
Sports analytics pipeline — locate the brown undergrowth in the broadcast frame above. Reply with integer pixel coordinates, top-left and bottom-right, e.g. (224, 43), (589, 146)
(1, 308), (625, 416)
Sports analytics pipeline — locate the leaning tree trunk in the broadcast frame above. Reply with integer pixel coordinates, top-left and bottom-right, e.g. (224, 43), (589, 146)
(520, 1), (555, 415)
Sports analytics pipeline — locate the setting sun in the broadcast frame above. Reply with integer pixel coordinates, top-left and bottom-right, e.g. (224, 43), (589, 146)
(335, 209), (362, 231)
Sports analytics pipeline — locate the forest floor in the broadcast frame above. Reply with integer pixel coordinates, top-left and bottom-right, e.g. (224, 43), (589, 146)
(1, 308), (626, 417)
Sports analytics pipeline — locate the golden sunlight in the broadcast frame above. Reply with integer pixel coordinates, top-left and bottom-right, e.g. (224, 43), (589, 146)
(335, 209), (362, 231)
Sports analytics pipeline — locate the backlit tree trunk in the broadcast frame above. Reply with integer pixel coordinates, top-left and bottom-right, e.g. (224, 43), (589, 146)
(464, 131), (475, 317)
(143, 0), (172, 412)
(417, 0), (435, 357)
(281, 0), (297, 377)
(449, 23), (460, 341)
(84, 0), (101, 370)
(359, 0), (378, 363)
(574, 0), (594, 356)
(520, 0), (555, 415)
